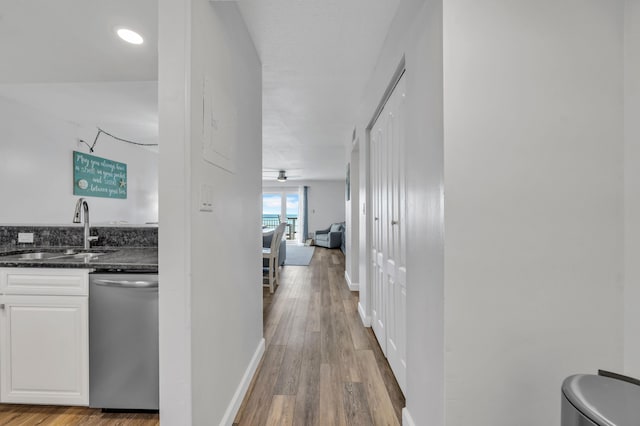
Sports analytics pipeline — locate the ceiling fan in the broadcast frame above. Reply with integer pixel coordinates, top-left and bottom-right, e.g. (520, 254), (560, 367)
(262, 168), (302, 182)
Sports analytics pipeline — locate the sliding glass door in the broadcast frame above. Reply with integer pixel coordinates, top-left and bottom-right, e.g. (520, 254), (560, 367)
(262, 190), (301, 242)
(262, 193), (282, 228)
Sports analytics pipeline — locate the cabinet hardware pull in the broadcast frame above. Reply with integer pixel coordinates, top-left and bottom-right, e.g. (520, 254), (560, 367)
(392, 220), (399, 225)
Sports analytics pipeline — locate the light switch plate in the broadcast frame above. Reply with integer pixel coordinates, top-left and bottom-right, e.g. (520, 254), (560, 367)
(18, 233), (34, 243)
(199, 183), (214, 212)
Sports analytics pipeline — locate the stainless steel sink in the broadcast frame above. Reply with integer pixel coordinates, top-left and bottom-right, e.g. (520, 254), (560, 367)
(16, 252), (66, 260)
(65, 252), (105, 260)
(0, 251), (67, 261)
(0, 248), (116, 262)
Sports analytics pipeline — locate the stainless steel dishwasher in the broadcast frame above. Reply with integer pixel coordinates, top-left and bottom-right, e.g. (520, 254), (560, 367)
(89, 273), (159, 410)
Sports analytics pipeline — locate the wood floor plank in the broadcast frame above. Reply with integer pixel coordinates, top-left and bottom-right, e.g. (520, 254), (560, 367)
(235, 344), (287, 426)
(328, 267), (343, 306)
(0, 404), (159, 425)
(264, 292), (289, 345)
(335, 311), (362, 382)
(270, 298), (299, 346)
(343, 299), (371, 351)
(319, 273), (331, 307)
(320, 304), (338, 365)
(265, 395), (296, 426)
(289, 285), (311, 347)
(357, 349), (401, 426)
(319, 364), (347, 426)
(273, 343), (303, 395)
(293, 331), (321, 426)
(327, 269), (361, 382)
(343, 382), (375, 426)
(306, 290), (321, 333)
(365, 329), (406, 422)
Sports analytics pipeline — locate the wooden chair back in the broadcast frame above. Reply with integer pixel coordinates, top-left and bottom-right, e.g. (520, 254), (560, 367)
(271, 222), (287, 254)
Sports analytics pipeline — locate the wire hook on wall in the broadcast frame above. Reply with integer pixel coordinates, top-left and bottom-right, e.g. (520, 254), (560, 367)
(79, 128), (158, 153)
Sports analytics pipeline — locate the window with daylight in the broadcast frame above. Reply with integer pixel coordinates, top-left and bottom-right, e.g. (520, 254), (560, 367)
(262, 191), (300, 242)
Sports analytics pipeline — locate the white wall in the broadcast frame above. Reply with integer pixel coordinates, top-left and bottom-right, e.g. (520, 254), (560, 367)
(351, 1), (630, 425)
(345, 144), (360, 288)
(624, 0), (640, 378)
(263, 180), (346, 239)
(158, 0), (192, 422)
(159, 0), (263, 424)
(444, 1), (624, 425)
(358, 135), (371, 326)
(353, 0), (445, 425)
(308, 180), (345, 238)
(0, 96), (158, 225)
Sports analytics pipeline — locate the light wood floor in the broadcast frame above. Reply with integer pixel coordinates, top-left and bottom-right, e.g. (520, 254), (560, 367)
(0, 404), (158, 425)
(234, 247), (405, 426)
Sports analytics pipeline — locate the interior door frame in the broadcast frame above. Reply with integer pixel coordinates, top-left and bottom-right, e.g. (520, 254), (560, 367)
(363, 56), (407, 386)
(262, 188), (302, 243)
(364, 55), (406, 319)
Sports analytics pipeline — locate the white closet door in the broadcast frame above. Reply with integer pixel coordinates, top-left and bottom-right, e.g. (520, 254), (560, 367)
(371, 115), (386, 353)
(369, 73), (407, 394)
(385, 75), (407, 393)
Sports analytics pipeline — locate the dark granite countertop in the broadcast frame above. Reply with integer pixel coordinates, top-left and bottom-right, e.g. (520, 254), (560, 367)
(0, 247), (158, 272)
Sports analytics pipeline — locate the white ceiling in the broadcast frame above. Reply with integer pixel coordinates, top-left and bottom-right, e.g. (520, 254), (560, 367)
(0, 0), (157, 84)
(0, 0), (158, 146)
(0, 0), (401, 181)
(238, 0), (401, 180)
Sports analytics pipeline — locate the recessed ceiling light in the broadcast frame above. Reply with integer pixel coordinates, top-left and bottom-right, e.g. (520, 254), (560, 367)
(117, 28), (144, 45)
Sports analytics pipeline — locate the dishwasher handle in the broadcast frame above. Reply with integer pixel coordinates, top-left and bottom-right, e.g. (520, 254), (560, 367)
(92, 278), (158, 289)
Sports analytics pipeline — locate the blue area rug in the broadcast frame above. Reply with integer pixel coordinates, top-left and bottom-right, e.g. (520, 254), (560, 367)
(285, 245), (315, 266)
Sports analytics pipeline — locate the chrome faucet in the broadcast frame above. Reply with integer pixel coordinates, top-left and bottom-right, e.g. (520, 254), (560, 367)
(73, 198), (98, 249)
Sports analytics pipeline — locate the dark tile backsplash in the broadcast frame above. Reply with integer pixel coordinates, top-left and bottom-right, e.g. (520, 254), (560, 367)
(0, 226), (158, 249)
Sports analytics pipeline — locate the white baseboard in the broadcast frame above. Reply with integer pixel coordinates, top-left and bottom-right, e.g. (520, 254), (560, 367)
(358, 301), (371, 327)
(402, 407), (416, 426)
(344, 271), (359, 291)
(219, 338), (265, 426)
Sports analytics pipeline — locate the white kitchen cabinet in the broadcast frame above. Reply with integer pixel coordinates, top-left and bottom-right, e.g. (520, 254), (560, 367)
(0, 268), (89, 406)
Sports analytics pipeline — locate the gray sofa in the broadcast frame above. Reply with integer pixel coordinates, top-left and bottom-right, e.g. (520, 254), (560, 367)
(263, 230), (286, 267)
(314, 222), (344, 249)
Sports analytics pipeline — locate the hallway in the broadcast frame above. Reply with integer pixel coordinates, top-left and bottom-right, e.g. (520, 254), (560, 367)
(234, 247), (404, 425)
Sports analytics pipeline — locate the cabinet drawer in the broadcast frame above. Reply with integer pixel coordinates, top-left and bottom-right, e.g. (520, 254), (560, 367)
(0, 268), (89, 296)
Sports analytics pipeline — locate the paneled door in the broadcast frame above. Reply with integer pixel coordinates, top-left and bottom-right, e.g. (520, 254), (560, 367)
(370, 73), (407, 393)
(0, 295), (89, 405)
(370, 95), (386, 357)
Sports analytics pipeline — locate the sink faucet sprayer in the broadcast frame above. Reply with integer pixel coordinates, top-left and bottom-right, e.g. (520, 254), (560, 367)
(73, 198), (98, 249)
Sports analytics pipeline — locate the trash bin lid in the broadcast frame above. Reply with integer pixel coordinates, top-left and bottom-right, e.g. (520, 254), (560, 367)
(562, 374), (640, 426)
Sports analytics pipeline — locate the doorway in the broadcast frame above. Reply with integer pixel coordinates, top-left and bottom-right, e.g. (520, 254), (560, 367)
(262, 190), (301, 242)
(369, 71), (407, 394)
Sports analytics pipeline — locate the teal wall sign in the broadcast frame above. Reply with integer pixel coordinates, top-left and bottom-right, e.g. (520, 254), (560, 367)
(73, 151), (127, 199)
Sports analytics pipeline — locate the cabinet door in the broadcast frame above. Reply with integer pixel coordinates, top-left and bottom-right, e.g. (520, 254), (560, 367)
(0, 295), (89, 405)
